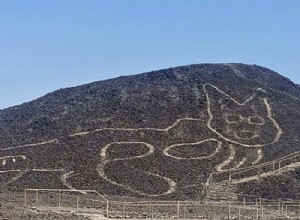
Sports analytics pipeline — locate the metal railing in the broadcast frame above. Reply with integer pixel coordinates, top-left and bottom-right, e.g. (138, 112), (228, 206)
(23, 151), (300, 219)
(24, 188), (300, 219)
(208, 150), (300, 187)
(24, 188), (108, 216)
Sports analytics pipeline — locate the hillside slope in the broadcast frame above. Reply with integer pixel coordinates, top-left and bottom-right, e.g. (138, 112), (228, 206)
(1, 63), (300, 200)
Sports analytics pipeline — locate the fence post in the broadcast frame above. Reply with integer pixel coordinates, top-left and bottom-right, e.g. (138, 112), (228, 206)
(123, 202), (126, 219)
(76, 197), (80, 215)
(93, 199), (95, 209)
(228, 202), (231, 219)
(151, 202), (153, 219)
(35, 190), (39, 207)
(273, 161), (275, 172)
(58, 190), (61, 213)
(228, 170), (232, 191)
(259, 197), (262, 208)
(177, 201), (180, 219)
(243, 196), (246, 206)
(238, 206), (241, 220)
(106, 201), (109, 218)
(279, 161), (281, 174)
(24, 189), (27, 207)
(260, 198), (263, 219)
(256, 200), (259, 219)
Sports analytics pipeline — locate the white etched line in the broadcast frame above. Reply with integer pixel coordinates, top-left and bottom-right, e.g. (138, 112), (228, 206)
(0, 155), (27, 166)
(233, 158), (247, 169)
(0, 155), (27, 160)
(2, 139), (59, 151)
(32, 168), (64, 172)
(61, 171), (81, 192)
(98, 142), (176, 197)
(100, 142), (155, 161)
(204, 83), (258, 106)
(0, 169), (22, 173)
(231, 161), (300, 184)
(263, 98), (283, 143)
(163, 138), (222, 160)
(216, 144), (236, 172)
(69, 118), (204, 137)
(252, 149), (263, 165)
(3, 170), (28, 186)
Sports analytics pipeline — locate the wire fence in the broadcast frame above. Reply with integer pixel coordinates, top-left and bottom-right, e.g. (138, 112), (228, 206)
(24, 189), (107, 216)
(24, 188), (300, 219)
(200, 151), (300, 201)
(23, 152), (300, 219)
(211, 151), (300, 185)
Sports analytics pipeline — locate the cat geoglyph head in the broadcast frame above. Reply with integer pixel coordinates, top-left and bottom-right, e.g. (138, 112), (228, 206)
(204, 83), (282, 147)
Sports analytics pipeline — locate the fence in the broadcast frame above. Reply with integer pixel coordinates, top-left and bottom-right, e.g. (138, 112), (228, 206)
(24, 188), (300, 219)
(24, 189), (108, 216)
(200, 150), (300, 197)
(24, 151), (300, 219)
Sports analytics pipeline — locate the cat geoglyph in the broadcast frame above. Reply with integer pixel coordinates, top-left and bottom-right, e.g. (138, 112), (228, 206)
(0, 83), (284, 197)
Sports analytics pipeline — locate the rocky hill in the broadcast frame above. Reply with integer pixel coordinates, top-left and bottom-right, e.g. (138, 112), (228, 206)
(0, 63), (300, 200)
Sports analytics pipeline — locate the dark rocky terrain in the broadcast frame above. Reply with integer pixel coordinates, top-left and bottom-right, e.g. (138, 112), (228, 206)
(0, 63), (300, 201)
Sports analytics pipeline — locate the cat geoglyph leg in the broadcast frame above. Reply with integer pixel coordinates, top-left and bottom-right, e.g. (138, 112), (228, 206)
(252, 149), (263, 165)
(216, 144), (236, 172)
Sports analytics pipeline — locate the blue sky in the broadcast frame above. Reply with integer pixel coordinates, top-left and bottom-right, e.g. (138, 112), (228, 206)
(0, 0), (299, 109)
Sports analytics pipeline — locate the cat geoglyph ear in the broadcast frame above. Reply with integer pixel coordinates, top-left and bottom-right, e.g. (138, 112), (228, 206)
(203, 83), (266, 108)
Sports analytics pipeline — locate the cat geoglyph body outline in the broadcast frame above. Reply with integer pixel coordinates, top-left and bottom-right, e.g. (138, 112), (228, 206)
(0, 83), (284, 197)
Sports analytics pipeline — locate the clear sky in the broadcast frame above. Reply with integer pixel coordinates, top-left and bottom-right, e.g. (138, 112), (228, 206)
(0, 0), (299, 109)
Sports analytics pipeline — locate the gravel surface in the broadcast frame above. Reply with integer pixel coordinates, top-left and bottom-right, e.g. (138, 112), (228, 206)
(0, 191), (91, 220)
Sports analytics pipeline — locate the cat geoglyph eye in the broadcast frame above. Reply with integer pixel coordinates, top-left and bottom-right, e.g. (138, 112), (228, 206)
(248, 116), (265, 125)
(225, 114), (243, 123)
